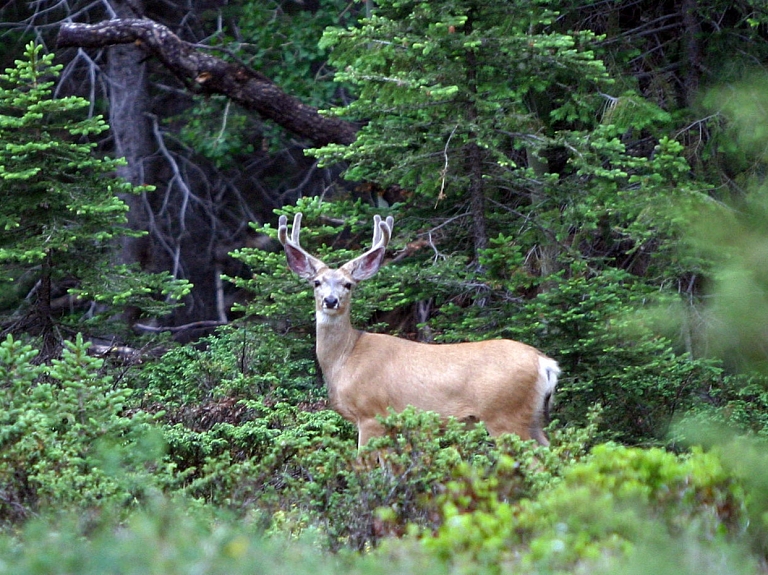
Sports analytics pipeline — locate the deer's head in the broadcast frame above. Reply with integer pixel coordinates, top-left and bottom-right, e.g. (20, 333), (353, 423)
(278, 213), (394, 319)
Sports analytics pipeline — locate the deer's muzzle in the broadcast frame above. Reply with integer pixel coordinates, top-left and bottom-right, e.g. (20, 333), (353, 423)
(323, 296), (340, 309)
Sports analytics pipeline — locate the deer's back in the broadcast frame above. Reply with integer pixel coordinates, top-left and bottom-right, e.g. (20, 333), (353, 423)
(327, 332), (546, 426)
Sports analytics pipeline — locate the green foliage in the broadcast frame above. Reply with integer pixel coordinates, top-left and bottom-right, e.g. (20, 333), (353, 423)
(0, 333), (164, 524)
(557, 130), (714, 274)
(676, 373), (768, 443)
(131, 325), (319, 408)
(676, 73), (768, 375)
(174, 401), (354, 516)
(0, 42), (190, 331)
(0, 43), (135, 269)
(425, 444), (753, 574)
(506, 268), (724, 443)
(283, 408), (512, 551)
(71, 264), (191, 324)
(713, 437), (768, 556)
(0, 435), (766, 575)
(180, 0), (358, 164)
(235, 0), (357, 107)
(0, 498), (453, 575)
(311, 0), (609, 198)
(181, 404), (585, 552)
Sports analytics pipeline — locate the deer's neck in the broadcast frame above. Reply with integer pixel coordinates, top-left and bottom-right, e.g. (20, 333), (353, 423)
(315, 310), (361, 384)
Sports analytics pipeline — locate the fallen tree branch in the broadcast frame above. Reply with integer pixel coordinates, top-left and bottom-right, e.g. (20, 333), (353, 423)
(133, 319), (228, 333)
(57, 18), (357, 146)
(89, 344), (145, 364)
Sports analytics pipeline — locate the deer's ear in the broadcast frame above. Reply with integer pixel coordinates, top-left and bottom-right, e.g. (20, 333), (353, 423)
(343, 247), (385, 281)
(285, 244), (324, 279)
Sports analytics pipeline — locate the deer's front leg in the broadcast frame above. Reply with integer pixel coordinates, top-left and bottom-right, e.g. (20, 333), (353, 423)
(357, 418), (384, 450)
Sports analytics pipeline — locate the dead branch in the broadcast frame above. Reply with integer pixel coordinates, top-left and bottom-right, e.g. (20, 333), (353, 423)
(57, 18), (357, 146)
(133, 319), (227, 333)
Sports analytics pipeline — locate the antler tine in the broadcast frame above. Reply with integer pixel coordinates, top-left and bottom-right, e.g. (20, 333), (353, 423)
(290, 213), (303, 245)
(277, 215), (289, 246)
(384, 216), (394, 237)
(370, 214), (395, 249)
(278, 212), (308, 250)
(371, 215), (382, 247)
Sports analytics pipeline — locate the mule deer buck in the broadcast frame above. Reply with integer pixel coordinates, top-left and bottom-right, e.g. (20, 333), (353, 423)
(278, 213), (560, 448)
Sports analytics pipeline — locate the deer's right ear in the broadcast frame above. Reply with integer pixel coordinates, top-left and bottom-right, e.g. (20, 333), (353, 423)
(284, 244), (322, 279)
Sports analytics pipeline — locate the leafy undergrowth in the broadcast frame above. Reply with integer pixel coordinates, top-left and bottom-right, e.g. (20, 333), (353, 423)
(2, 333), (768, 574)
(0, 438), (765, 575)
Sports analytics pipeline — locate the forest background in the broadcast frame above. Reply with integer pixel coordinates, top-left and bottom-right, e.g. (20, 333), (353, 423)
(1, 0), (768, 573)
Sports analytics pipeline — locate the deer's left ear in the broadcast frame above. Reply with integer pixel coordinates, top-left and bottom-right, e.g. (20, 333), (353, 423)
(343, 247), (385, 281)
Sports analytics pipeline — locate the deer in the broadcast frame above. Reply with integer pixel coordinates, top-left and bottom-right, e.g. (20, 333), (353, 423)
(278, 212), (561, 449)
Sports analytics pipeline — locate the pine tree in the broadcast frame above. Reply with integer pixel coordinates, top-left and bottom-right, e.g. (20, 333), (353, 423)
(310, 0), (609, 260)
(0, 42), (189, 352)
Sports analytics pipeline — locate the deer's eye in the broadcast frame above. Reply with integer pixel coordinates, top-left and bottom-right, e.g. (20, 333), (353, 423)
(343, 282), (353, 290)
(313, 280), (321, 288)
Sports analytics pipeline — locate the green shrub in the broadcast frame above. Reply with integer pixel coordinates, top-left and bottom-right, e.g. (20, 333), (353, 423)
(130, 325), (319, 408)
(679, 373), (768, 440)
(424, 444), (752, 574)
(263, 406), (594, 551)
(173, 401), (355, 509)
(158, 400), (593, 552)
(0, 334), (164, 524)
(0, 498), (450, 575)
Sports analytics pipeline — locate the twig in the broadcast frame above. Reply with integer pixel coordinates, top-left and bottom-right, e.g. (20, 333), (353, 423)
(436, 125), (459, 206)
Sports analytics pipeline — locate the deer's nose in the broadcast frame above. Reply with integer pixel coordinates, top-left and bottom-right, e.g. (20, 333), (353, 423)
(323, 296), (339, 309)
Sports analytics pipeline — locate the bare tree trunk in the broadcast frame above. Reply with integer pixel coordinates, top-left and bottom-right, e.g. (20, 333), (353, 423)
(105, 0), (156, 324)
(681, 0), (702, 106)
(107, 2), (153, 262)
(467, 141), (488, 258)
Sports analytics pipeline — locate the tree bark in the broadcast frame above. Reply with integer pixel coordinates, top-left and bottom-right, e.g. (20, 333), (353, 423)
(104, 1), (157, 325)
(463, 11), (488, 263)
(57, 18), (358, 146)
(36, 251), (57, 359)
(466, 141), (488, 257)
(681, 0), (702, 106)
(105, 4), (154, 262)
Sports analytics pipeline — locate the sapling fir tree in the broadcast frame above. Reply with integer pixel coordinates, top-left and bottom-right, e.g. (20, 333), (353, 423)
(0, 42), (189, 352)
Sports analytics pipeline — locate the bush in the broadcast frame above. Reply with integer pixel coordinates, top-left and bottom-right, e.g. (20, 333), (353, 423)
(423, 444), (753, 574)
(0, 334), (165, 524)
(678, 373), (768, 440)
(0, 498), (450, 575)
(129, 325), (319, 408)
(151, 400), (593, 552)
(256, 406), (594, 551)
